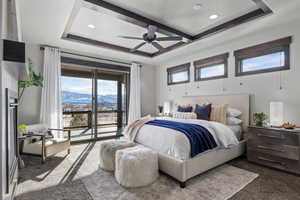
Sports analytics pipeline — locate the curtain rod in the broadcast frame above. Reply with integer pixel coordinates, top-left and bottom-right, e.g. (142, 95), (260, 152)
(40, 46), (134, 66)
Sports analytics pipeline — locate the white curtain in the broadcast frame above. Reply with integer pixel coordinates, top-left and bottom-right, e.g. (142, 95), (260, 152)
(128, 63), (142, 124)
(40, 47), (62, 138)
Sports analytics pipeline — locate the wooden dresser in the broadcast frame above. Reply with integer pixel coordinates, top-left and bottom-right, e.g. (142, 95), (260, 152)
(247, 126), (300, 174)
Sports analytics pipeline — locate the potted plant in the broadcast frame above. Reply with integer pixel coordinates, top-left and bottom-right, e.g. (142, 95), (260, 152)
(158, 105), (163, 115)
(18, 58), (43, 101)
(253, 112), (268, 127)
(17, 124), (28, 137)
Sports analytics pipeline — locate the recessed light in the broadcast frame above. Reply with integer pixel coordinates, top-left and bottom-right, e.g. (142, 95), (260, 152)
(88, 24), (95, 29)
(209, 14), (218, 20)
(193, 3), (202, 10)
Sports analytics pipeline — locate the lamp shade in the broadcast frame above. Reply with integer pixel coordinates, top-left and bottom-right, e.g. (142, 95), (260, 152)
(270, 101), (283, 126)
(163, 101), (171, 115)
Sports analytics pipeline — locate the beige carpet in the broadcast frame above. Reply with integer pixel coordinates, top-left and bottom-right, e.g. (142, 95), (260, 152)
(82, 164), (258, 200)
(16, 143), (259, 200)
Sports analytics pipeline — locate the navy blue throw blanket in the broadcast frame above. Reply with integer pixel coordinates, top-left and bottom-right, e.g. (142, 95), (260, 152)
(146, 120), (217, 157)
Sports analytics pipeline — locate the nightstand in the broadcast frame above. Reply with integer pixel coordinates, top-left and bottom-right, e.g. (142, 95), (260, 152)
(247, 126), (300, 175)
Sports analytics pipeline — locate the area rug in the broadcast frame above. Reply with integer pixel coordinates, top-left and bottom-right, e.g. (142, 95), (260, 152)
(82, 164), (258, 200)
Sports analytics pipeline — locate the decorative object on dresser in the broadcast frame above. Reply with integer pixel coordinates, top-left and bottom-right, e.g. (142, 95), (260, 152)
(270, 101), (284, 127)
(282, 122), (297, 129)
(247, 126), (300, 175)
(253, 112), (268, 127)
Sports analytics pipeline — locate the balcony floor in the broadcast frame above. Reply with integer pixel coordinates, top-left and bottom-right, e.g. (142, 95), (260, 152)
(69, 125), (122, 142)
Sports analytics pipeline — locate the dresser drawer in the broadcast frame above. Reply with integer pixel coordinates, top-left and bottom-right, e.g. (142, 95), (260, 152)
(248, 128), (299, 146)
(248, 150), (300, 174)
(247, 140), (299, 160)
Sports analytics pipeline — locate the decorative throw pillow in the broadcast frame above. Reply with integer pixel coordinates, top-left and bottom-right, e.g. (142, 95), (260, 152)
(177, 105), (193, 112)
(173, 112), (197, 120)
(194, 104), (212, 120)
(227, 117), (242, 125)
(210, 104), (229, 124)
(227, 107), (242, 117)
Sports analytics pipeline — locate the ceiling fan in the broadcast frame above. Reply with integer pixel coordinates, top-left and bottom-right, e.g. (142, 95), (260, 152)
(119, 25), (183, 52)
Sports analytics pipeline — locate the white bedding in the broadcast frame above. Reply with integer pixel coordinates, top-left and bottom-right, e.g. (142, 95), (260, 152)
(135, 117), (239, 160)
(228, 125), (242, 141)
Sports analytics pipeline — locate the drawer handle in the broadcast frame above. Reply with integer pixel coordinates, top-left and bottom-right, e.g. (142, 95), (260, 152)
(257, 133), (285, 139)
(258, 156), (286, 166)
(257, 145), (285, 153)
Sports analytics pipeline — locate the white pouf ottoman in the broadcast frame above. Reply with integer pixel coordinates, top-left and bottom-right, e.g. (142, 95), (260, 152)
(115, 146), (159, 188)
(99, 140), (135, 171)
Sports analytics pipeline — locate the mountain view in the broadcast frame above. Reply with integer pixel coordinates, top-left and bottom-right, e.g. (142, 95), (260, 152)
(62, 90), (117, 106)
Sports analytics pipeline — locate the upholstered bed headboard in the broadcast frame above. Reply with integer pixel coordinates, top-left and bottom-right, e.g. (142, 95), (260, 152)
(173, 93), (250, 132)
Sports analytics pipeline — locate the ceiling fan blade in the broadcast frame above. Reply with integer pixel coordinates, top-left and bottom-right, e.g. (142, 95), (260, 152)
(130, 42), (146, 52)
(147, 25), (157, 39)
(156, 36), (183, 41)
(152, 42), (164, 51)
(119, 36), (144, 40)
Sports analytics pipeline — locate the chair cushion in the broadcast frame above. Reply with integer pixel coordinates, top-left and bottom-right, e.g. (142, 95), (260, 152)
(26, 124), (49, 134)
(22, 138), (69, 155)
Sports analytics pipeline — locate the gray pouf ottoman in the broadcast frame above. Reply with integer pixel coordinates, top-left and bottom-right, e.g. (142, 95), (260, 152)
(115, 146), (159, 188)
(99, 140), (135, 171)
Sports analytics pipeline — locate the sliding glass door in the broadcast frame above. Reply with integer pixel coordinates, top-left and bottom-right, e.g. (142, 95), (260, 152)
(61, 65), (128, 142)
(62, 69), (94, 142)
(95, 79), (118, 136)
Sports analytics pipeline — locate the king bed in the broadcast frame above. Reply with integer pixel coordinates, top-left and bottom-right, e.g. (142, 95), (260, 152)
(134, 94), (250, 187)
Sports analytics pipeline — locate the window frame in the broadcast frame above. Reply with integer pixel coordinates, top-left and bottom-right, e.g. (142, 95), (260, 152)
(234, 37), (292, 77)
(167, 63), (191, 85)
(194, 53), (229, 81)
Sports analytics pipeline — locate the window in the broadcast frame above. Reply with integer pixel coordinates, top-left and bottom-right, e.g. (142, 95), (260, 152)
(194, 53), (229, 81)
(167, 63), (190, 85)
(234, 37), (291, 76)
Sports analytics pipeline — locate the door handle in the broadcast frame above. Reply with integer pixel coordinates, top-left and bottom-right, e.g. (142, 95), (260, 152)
(9, 103), (18, 108)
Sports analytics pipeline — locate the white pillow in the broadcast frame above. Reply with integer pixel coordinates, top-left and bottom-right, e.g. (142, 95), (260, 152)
(173, 112), (197, 120)
(227, 107), (242, 118)
(227, 117), (242, 125)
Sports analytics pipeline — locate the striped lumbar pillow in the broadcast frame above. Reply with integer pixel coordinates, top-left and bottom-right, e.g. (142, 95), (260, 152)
(210, 104), (229, 124)
(173, 112), (197, 119)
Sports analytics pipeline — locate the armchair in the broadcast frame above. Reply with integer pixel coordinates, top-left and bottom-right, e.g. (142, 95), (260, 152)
(21, 124), (71, 163)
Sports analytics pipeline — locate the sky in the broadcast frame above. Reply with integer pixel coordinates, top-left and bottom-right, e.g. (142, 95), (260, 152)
(201, 64), (224, 78)
(173, 51), (284, 81)
(242, 51), (284, 72)
(61, 76), (117, 95)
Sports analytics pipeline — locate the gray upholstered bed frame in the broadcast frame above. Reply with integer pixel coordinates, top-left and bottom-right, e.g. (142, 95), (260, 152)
(159, 94), (250, 188)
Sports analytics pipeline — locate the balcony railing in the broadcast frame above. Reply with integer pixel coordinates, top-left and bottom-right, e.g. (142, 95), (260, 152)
(63, 110), (118, 129)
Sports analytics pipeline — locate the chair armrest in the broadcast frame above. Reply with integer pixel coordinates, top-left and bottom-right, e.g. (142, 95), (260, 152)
(48, 128), (65, 131)
(48, 129), (71, 140)
(23, 133), (53, 139)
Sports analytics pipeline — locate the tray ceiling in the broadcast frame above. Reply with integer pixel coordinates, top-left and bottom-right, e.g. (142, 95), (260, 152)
(62, 0), (273, 57)
(104, 0), (258, 35)
(69, 7), (178, 54)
